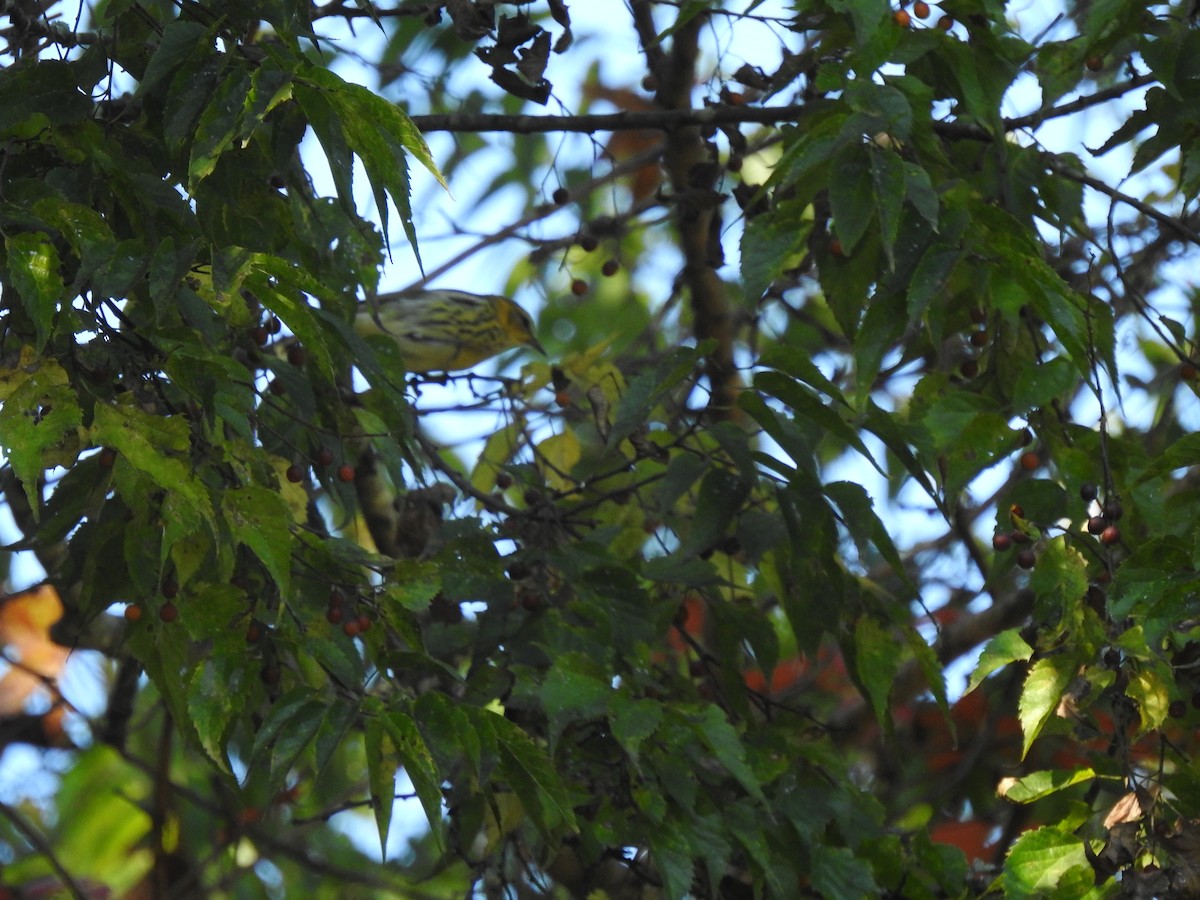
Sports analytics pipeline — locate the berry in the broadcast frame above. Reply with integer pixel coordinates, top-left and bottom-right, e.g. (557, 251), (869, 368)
(893, 8), (911, 26)
(161, 579), (178, 599)
(495, 471), (514, 489)
(992, 533), (1013, 552)
(969, 330), (988, 347)
(1182, 363), (1199, 381)
(642, 74), (658, 92)
(1019, 451), (1039, 471)
(1101, 525), (1121, 546)
(286, 345), (306, 367)
(267, 316), (282, 335)
(1087, 515), (1107, 535)
(124, 604), (143, 622)
(356, 614), (372, 632)
(578, 233), (599, 253)
(555, 389), (571, 407)
(1170, 699), (1187, 719)
(571, 278), (589, 296)
(1080, 482), (1098, 502)
(937, 14), (953, 29)
(1103, 499), (1124, 522)
(1103, 648), (1121, 669)
(960, 359), (979, 378)
(98, 447), (117, 469)
(1016, 549), (1037, 570)
(1085, 56), (1104, 72)
(342, 619), (361, 638)
(913, 1), (930, 18)
(1011, 530), (1032, 545)
(326, 605), (344, 625)
(552, 187), (570, 205)
(159, 602), (179, 623)
(602, 259), (620, 277)
(337, 464), (355, 483)
(315, 448), (334, 467)
(260, 664), (280, 685)
(268, 378), (286, 396)
(252, 325), (270, 346)
(245, 621), (264, 643)
(285, 464), (305, 484)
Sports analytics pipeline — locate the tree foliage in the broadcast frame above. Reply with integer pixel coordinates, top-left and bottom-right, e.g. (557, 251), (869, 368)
(2, 0), (1200, 896)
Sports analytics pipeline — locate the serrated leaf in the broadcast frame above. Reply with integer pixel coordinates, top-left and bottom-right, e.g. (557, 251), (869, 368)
(854, 615), (897, 729)
(382, 711), (445, 850)
(1126, 669), (1171, 736)
(870, 148), (906, 267)
(1019, 656), (1074, 759)
(811, 845), (879, 898)
(488, 713), (576, 836)
(966, 629), (1033, 694)
(830, 147), (873, 253)
(365, 717), (394, 858)
(998, 768), (1097, 804)
(223, 486), (293, 599)
(6, 232), (62, 350)
(1004, 827), (1089, 895)
(0, 355), (82, 512)
(690, 705), (763, 802)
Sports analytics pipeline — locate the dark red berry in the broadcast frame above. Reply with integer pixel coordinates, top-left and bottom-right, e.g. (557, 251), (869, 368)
(992, 533), (1012, 552)
(315, 448), (334, 467)
(1101, 525), (1121, 546)
(159, 602), (179, 623)
(98, 447), (117, 469)
(571, 279), (589, 296)
(287, 345), (306, 367)
(337, 465), (355, 483)
(1080, 483), (1098, 502)
(601, 259), (620, 277)
(552, 187), (570, 205)
(286, 464), (305, 484)
(1087, 516), (1106, 535)
(1017, 549), (1036, 569)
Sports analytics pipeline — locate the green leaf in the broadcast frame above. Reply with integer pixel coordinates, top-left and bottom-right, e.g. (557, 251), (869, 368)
(870, 148), (906, 267)
(811, 845), (879, 898)
(223, 485), (294, 599)
(1018, 656), (1074, 759)
(540, 656), (611, 736)
(296, 65), (443, 258)
(830, 146), (874, 253)
(382, 711), (445, 850)
(966, 629), (1033, 694)
(1012, 357), (1079, 413)
(690, 705), (764, 802)
(91, 401), (213, 527)
(854, 615), (898, 728)
(999, 768), (1098, 804)
(486, 712), (577, 837)
(0, 356), (82, 511)
(5, 232), (63, 349)
(1003, 827), (1090, 897)
(607, 345), (704, 449)
(1126, 669), (1171, 736)
(365, 717), (395, 858)
(188, 66), (253, 188)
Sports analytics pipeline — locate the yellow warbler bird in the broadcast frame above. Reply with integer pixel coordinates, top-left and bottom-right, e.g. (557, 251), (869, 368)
(355, 289), (545, 373)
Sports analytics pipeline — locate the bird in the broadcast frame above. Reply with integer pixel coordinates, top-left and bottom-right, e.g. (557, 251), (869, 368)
(355, 288), (545, 373)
